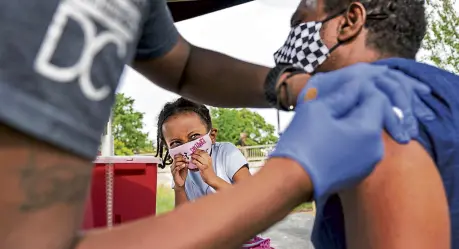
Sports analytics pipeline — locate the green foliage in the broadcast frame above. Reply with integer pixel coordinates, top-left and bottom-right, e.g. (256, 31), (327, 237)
(112, 93), (154, 155)
(422, 0), (459, 73)
(114, 140), (134, 156)
(210, 108), (278, 145)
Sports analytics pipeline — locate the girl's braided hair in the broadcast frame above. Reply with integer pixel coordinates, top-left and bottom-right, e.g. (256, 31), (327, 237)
(155, 98), (212, 168)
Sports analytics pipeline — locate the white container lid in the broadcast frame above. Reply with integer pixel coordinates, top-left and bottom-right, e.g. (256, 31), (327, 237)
(93, 156), (162, 164)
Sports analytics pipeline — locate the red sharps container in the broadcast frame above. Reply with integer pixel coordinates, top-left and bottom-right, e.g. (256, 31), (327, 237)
(82, 156), (161, 230)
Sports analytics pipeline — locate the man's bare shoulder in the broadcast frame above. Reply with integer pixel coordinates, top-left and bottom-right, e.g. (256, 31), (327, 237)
(339, 133), (450, 249)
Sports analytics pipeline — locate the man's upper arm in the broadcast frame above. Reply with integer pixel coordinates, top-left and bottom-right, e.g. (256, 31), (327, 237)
(131, 0), (274, 108)
(131, 1), (272, 108)
(339, 133), (450, 249)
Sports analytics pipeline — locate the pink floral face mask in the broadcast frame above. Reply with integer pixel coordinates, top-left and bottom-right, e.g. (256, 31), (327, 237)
(168, 132), (212, 169)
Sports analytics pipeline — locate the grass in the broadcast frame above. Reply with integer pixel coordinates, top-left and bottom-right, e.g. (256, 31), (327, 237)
(156, 184), (314, 214)
(293, 202), (313, 213)
(156, 185), (175, 214)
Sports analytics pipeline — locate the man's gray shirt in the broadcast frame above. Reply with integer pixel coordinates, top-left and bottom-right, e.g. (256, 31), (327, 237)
(0, 0), (179, 158)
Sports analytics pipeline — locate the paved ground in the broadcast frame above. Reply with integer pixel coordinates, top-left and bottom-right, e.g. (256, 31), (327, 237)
(158, 166), (316, 249)
(262, 213), (315, 249)
(158, 168), (173, 187)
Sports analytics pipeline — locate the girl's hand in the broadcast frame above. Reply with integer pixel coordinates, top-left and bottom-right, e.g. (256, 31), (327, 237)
(192, 150), (217, 185)
(171, 154), (188, 188)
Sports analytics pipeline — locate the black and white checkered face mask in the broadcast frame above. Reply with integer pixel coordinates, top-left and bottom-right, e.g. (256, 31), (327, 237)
(274, 12), (343, 73)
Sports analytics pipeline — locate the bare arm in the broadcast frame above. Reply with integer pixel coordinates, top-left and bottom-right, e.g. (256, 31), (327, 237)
(173, 187), (188, 207)
(207, 177), (232, 191)
(77, 158), (311, 249)
(0, 125), (92, 249)
(207, 165), (251, 191)
(171, 155), (189, 207)
(232, 165), (251, 183)
(340, 133), (450, 249)
(133, 36), (309, 108)
(0, 124), (310, 249)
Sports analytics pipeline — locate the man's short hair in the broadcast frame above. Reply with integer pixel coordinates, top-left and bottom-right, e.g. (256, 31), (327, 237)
(323, 0), (426, 59)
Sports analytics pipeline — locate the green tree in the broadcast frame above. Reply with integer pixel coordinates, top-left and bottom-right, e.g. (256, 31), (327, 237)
(422, 0), (459, 73)
(211, 108), (278, 145)
(112, 93), (154, 155)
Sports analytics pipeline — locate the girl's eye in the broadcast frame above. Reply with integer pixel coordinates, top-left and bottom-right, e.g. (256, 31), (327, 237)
(170, 142), (182, 148)
(190, 134), (201, 140)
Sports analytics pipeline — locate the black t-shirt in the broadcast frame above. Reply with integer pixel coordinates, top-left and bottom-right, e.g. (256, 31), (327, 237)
(0, 0), (179, 159)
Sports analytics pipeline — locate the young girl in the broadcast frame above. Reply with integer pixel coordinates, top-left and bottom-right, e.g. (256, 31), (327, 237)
(155, 98), (273, 249)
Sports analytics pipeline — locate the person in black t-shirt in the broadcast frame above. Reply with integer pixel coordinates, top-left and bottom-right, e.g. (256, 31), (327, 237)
(236, 132), (248, 158)
(236, 133), (248, 147)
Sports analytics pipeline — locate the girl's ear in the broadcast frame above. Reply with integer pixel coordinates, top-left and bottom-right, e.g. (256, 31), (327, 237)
(210, 128), (218, 143)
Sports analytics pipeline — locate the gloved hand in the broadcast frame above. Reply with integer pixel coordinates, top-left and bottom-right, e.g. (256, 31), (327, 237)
(296, 63), (434, 143)
(271, 67), (433, 200)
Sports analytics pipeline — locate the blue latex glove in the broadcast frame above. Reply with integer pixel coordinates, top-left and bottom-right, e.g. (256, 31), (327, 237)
(271, 67), (433, 200)
(297, 63), (434, 143)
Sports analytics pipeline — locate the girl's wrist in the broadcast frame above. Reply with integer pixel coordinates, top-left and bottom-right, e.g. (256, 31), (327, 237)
(173, 185), (186, 191)
(205, 175), (220, 187)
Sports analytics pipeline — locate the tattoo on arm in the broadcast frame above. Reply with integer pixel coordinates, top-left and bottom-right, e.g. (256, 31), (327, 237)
(18, 147), (92, 212)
